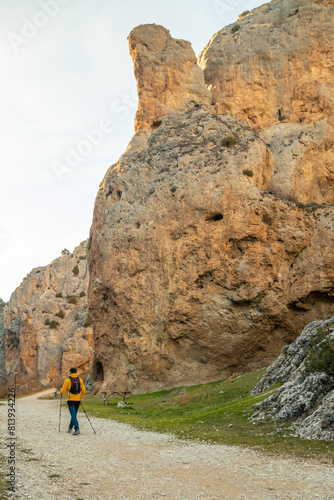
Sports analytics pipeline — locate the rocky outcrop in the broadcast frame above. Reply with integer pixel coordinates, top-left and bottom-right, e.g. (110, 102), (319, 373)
(3, 241), (92, 394)
(89, 111), (334, 394)
(252, 316), (334, 440)
(88, 2), (334, 395)
(128, 24), (212, 132)
(199, 0), (334, 205)
(199, 0), (334, 130)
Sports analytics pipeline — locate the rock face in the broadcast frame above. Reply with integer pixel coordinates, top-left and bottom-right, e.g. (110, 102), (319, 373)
(198, 0), (334, 205)
(1, 241), (93, 395)
(88, 1), (334, 395)
(128, 24), (212, 132)
(199, 0), (334, 130)
(252, 316), (334, 440)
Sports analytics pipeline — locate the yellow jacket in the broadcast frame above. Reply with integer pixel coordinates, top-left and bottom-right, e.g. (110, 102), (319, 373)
(61, 373), (86, 401)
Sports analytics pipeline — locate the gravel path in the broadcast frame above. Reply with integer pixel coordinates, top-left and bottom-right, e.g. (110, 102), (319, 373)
(0, 391), (333, 500)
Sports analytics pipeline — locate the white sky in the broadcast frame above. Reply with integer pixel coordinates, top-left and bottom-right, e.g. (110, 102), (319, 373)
(0, 0), (263, 301)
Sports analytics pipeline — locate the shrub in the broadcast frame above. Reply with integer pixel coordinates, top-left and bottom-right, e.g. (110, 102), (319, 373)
(61, 248), (70, 256)
(44, 319), (50, 326)
(83, 313), (93, 328)
(304, 326), (334, 376)
(231, 24), (240, 33)
(49, 320), (59, 329)
(79, 291), (86, 297)
(222, 136), (238, 147)
(55, 293), (63, 298)
(55, 310), (65, 319)
(243, 169), (254, 177)
(67, 296), (78, 305)
(79, 255), (86, 260)
(72, 265), (79, 276)
(305, 339), (334, 376)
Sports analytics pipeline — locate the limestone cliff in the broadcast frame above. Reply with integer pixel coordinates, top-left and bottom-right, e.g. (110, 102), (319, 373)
(198, 0), (334, 205)
(1, 241), (92, 395)
(128, 24), (212, 132)
(88, 14), (334, 394)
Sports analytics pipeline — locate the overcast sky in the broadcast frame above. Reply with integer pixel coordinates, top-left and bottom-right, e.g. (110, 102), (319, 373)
(0, 0), (264, 301)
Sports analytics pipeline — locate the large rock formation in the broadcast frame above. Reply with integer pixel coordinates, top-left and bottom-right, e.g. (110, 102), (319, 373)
(88, 10), (334, 394)
(1, 241), (93, 395)
(198, 0), (334, 205)
(252, 316), (334, 440)
(199, 0), (334, 130)
(129, 24), (212, 132)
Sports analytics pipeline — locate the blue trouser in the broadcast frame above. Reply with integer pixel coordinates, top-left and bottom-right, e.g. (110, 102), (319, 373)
(68, 403), (79, 431)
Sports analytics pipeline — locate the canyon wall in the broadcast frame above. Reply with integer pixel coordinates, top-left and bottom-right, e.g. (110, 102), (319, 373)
(198, 0), (334, 205)
(88, 0), (334, 394)
(1, 241), (92, 395)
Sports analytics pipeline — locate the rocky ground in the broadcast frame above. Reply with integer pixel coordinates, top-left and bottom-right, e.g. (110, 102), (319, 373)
(0, 390), (333, 500)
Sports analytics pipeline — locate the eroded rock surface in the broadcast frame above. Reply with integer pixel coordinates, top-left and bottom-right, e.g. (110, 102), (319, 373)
(129, 24), (212, 132)
(89, 104), (334, 393)
(199, 0), (334, 204)
(252, 316), (334, 440)
(88, 2), (334, 394)
(199, 0), (334, 130)
(2, 241), (92, 395)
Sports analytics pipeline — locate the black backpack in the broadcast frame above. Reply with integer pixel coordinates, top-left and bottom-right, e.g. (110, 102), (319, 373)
(69, 376), (81, 395)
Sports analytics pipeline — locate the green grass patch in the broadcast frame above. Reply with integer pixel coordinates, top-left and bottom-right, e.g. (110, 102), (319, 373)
(78, 369), (334, 463)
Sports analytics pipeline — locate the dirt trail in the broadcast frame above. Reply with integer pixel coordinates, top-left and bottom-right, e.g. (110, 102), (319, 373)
(0, 390), (333, 499)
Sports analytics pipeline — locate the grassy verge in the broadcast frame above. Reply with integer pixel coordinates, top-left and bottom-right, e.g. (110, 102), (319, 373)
(84, 369), (334, 462)
(46, 369), (334, 463)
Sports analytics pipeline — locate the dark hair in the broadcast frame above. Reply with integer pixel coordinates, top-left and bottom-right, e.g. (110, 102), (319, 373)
(69, 367), (77, 373)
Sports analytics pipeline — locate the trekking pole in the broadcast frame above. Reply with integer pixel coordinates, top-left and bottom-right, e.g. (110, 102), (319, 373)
(58, 393), (62, 433)
(80, 402), (96, 434)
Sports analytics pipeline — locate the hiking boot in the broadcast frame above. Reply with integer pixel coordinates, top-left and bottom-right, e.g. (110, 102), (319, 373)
(67, 428), (73, 433)
(72, 429), (80, 435)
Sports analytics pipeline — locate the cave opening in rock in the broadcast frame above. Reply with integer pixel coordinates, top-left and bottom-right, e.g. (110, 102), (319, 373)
(93, 360), (104, 382)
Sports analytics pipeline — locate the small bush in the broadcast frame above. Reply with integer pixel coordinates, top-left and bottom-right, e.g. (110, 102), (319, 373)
(304, 326), (334, 376)
(222, 136), (238, 147)
(55, 293), (63, 298)
(83, 313), (93, 328)
(79, 255), (86, 260)
(67, 296), (78, 305)
(231, 24), (240, 33)
(61, 248), (70, 256)
(44, 319), (50, 326)
(79, 291), (86, 297)
(49, 320), (59, 330)
(72, 265), (79, 276)
(55, 310), (65, 319)
(243, 169), (254, 177)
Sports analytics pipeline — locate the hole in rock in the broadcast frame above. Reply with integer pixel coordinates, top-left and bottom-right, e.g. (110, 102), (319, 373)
(205, 213), (223, 222)
(152, 120), (162, 129)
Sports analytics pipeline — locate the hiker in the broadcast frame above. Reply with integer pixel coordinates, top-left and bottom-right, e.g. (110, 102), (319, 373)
(61, 367), (86, 435)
